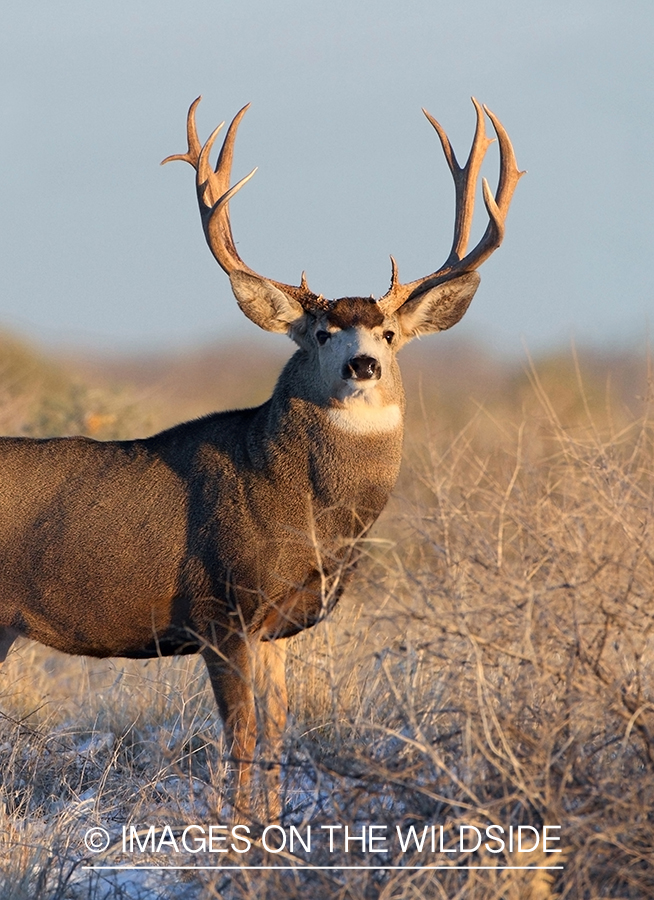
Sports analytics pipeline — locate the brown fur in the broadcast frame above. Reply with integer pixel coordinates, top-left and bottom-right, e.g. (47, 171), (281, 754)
(326, 297), (385, 330)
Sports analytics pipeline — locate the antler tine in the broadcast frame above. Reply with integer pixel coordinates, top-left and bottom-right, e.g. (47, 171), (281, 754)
(161, 96), (204, 168)
(198, 104), (258, 277)
(379, 101), (523, 315)
(163, 99), (327, 311)
(197, 122), (228, 203)
(423, 97), (493, 266)
(446, 105), (524, 278)
(466, 104), (525, 264)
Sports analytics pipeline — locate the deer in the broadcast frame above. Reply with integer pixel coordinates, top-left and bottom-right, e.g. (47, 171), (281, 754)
(0, 97), (522, 820)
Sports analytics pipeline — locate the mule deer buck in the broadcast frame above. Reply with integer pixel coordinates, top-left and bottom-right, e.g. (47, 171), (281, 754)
(0, 98), (521, 818)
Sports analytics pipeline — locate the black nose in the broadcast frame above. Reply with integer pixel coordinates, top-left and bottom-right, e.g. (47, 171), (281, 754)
(343, 355), (381, 381)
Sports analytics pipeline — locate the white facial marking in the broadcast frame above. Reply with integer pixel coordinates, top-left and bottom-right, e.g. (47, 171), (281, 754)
(316, 323), (395, 402)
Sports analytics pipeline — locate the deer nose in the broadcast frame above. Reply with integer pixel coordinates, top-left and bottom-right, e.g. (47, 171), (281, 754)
(343, 355), (381, 381)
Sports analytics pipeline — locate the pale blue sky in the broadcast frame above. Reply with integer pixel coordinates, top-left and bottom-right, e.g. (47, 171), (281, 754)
(0, 1), (651, 355)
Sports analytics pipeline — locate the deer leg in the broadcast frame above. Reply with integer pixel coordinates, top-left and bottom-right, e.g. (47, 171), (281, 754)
(201, 634), (288, 821)
(253, 638), (288, 821)
(202, 637), (258, 819)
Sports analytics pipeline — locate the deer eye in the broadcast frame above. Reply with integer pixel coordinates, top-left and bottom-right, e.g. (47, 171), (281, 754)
(316, 331), (330, 346)
(383, 331), (395, 345)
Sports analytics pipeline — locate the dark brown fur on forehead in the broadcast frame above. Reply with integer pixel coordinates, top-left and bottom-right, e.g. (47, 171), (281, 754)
(326, 297), (385, 330)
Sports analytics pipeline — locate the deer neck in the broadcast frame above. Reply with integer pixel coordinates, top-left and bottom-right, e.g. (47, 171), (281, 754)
(252, 349), (405, 513)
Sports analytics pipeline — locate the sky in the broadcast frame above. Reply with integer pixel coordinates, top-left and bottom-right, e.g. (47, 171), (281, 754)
(0, 1), (651, 357)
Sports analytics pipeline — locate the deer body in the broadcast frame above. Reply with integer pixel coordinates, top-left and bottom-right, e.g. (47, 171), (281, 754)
(0, 98), (522, 818)
(0, 351), (402, 658)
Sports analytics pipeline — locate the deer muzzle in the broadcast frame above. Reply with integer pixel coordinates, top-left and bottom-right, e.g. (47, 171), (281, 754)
(343, 355), (381, 381)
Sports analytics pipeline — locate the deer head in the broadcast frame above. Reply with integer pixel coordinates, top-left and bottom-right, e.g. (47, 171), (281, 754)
(162, 99), (523, 415)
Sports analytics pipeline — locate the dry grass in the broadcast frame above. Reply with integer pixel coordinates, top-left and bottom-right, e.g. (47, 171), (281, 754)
(0, 331), (651, 898)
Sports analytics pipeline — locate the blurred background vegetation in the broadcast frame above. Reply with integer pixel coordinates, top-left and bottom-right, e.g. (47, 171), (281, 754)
(1, 327), (648, 445)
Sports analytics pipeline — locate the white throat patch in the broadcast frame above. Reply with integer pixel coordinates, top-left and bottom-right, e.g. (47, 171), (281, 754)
(326, 399), (402, 435)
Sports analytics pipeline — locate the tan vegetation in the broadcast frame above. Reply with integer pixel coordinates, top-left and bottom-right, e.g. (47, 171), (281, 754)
(0, 330), (651, 898)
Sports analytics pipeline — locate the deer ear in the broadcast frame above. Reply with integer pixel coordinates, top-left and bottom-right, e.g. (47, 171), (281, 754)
(396, 272), (480, 339)
(229, 270), (306, 334)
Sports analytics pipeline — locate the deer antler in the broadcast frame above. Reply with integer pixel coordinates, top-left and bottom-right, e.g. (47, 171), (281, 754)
(162, 97), (328, 312)
(164, 98), (522, 318)
(378, 99), (524, 315)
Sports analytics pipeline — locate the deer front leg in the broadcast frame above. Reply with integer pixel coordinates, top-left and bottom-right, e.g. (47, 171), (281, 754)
(202, 635), (288, 822)
(254, 638), (288, 821)
(202, 637), (258, 820)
